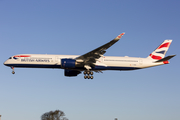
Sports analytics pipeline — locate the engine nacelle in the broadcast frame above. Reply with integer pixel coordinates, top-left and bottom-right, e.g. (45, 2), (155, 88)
(61, 59), (76, 68)
(64, 69), (81, 77)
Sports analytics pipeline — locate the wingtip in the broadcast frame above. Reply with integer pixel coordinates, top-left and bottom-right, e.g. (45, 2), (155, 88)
(116, 32), (125, 39)
(121, 32), (125, 35)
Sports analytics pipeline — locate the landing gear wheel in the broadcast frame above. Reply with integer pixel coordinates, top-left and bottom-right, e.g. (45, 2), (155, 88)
(83, 70), (94, 79)
(12, 71), (15, 74)
(83, 71), (87, 75)
(90, 71), (93, 75)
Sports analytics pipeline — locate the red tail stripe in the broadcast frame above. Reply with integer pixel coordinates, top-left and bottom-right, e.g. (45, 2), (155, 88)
(158, 42), (170, 49)
(151, 55), (162, 60)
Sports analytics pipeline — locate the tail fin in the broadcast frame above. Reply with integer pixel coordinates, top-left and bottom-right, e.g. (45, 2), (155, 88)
(147, 40), (172, 60)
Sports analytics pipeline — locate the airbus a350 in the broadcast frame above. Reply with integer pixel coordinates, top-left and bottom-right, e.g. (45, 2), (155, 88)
(4, 33), (175, 79)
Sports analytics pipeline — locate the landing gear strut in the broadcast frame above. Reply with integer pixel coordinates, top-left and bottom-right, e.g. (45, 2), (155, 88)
(84, 70), (94, 79)
(11, 67), (15, 74)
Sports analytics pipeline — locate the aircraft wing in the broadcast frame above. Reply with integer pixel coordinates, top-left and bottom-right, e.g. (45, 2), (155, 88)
(76, 33), (125, 68)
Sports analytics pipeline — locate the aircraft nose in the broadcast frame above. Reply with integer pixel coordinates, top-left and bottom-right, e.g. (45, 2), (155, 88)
(4, 61), (7, 65)
(3, 60), (9, 66)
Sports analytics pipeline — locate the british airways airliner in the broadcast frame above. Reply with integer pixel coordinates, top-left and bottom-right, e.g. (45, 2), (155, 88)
(4, 33), (175, 79)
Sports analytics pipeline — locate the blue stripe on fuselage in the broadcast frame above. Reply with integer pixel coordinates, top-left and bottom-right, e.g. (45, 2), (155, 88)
(93, 66), (140, 70)
(5, 64), (61, 68)
(5, 64), (141, 71)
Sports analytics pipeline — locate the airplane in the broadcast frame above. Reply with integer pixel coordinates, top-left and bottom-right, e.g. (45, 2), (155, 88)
(4, 33), (176, 79)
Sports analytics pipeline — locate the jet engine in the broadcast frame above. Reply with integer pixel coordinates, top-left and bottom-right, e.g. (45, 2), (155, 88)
(64, 69), (81, 77)
(61, 59), (76, 68)
(61, 58), (83, 68)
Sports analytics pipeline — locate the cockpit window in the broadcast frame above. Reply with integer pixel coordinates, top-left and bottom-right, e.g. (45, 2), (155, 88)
(9, 57), (12, 59)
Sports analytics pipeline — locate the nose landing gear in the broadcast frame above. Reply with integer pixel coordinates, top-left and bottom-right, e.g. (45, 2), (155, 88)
(11, 67), (15, 74)
(84, 70), (94, 79)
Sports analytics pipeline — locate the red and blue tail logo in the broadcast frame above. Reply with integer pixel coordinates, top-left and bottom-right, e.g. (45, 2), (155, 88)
(147, 40), (172, 60)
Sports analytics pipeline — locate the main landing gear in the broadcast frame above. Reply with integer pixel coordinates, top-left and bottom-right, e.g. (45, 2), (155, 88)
(84, 70), (94, 79)
(11, 67), (15, 74)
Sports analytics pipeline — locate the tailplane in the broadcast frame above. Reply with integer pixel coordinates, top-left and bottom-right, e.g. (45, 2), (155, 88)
(147, 40), (172, 60)
(154, 55), (176, 63)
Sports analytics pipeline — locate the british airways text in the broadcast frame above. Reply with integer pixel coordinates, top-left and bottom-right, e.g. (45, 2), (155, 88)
(21, 58), (50, 62)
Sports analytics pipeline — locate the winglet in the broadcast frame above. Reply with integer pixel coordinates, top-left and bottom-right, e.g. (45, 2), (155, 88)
(114, 32), (125, 40)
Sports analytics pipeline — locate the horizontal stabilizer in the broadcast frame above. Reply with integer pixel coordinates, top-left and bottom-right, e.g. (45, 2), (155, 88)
(155, 55), (176, 63)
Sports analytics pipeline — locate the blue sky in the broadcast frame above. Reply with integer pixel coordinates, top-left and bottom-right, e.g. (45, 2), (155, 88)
(0, 0), (179, 120)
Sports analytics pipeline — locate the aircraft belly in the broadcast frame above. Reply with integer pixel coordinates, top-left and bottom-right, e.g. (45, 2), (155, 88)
(102, 60), (140, 70)
(93, 65), (140, 71)
(6, 63), (61, 69)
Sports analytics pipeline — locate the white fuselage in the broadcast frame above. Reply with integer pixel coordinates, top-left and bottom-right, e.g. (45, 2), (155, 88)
(4, 54), (166, 71)
(3, 35), (174, 79)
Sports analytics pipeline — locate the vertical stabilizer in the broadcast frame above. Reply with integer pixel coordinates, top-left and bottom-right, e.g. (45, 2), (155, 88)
(147, 40), (172, 60)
